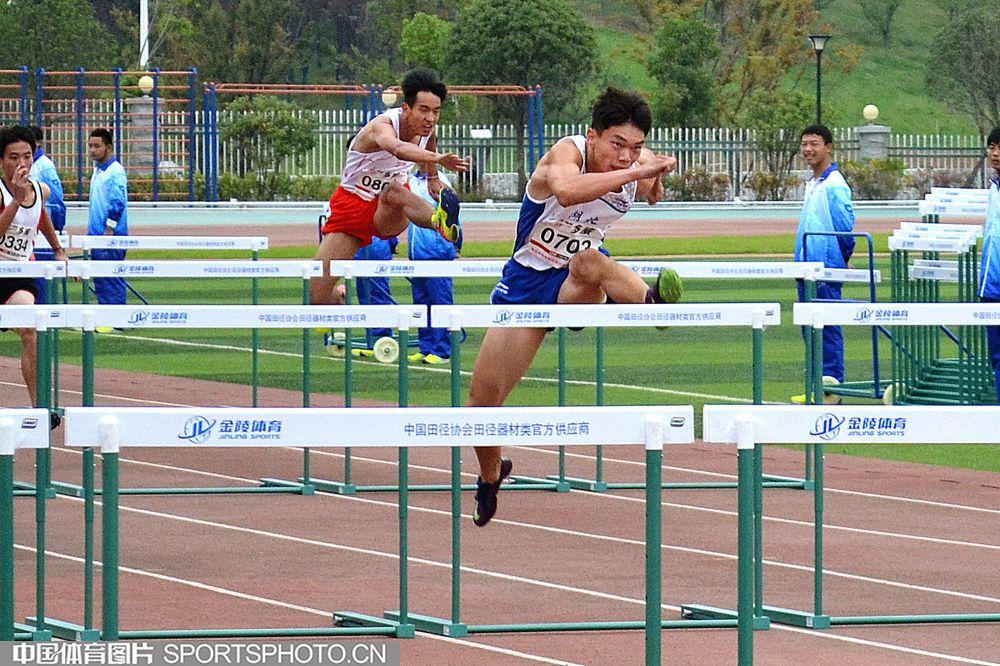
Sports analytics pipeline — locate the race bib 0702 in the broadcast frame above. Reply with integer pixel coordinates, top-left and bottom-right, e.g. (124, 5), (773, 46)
(526, 219), (604, 268)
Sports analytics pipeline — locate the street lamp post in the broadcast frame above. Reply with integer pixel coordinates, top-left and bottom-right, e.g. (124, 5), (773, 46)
(808, 34), (831, 124)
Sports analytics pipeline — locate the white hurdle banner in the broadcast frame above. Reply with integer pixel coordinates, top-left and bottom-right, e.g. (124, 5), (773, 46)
(0, 262), (66, 279)
(704, 404), (1000, 445)
(794, 302), (1000, 327)
(887, 236), (973, 253)
(64, 260), (322, 279)
(0, 409), (51, 452)
(64, 406), (695, 450)
(430, 303), (780, 329)
(0, 304), (426, 331)
(327, 259), (825, 280)
(70, 236), (269, 251)
(900, 222), (983, 238)
(32, 233), (70, 251)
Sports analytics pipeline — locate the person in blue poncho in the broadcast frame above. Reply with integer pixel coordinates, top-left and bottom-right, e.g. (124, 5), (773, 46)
(28, 126), (66, 303)
(792, 124), (855, 404)
(87, 128), (128, 305)
(406, 169), (462, 364)
(977, 126), (1000, 402)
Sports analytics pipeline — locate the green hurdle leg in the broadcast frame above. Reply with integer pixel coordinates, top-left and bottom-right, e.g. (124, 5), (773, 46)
(542, 327), (583, 493)
(736, 422), (755, 666)
(251, 251), (260, 407)
(33, 324), (50, 641)
(1, 441), (13, 641)
(102, 444), (120, 641)
(644, 421), (663, 666)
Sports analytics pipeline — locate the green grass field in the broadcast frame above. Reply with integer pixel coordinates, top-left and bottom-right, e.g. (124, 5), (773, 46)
(2, 239), (996, 474)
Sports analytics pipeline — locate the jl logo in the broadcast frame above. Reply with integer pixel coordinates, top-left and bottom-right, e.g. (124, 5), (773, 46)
(809, 413), (845, 440)
(178, 416), (216, 444)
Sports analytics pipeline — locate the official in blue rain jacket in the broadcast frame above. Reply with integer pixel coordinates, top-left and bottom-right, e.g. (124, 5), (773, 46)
(407, 171), (461, 362)
(87, 128), (129, 305)
(28, 126), (66, 303)
(794, 124), (856, 383)
(977, 126), (1000, 401)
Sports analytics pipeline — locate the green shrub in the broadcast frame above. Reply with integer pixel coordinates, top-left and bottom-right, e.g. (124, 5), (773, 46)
(744, 171), (799, 201)
(840, 159), (906, 200)
(218, 172), (338, 201)
(663, 167), (730, 201)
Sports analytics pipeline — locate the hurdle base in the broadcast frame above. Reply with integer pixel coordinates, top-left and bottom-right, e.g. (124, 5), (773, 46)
(602, 480), (808, 491)
(259, 477), (315, 495)
(383, 611), (468, 637)
(24, 617), (92, 641)
(52, 481), (306, 497)
(679, 605), (770, 630)
(761, 605), (830, 629)
(830, 613), (1000, 626)
(546, 474), (608, 492)
(12, 482), (56, 499)
(333, 612), (415, 638)
(304, 477), (357, 495)
(514, 474), (571, 493)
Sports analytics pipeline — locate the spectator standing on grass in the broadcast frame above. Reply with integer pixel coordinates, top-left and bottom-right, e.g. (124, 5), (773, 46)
(406, 169), (462, 364)
(87, 128), (129, 306)
(977, 127), (1000, 402)
(27, 125), (65, 303)
(792, 124), (855, 405)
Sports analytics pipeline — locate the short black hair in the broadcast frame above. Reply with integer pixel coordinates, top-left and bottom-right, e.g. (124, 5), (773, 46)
(401, 69), (447, 107)
(801, 124), (834, 145)
(90, 127), (114, 146)
(988, 127), (1000, 147)
(0, 125), (36, 157)
(27, 125), (43, 142)
(591, 87), (652, 135)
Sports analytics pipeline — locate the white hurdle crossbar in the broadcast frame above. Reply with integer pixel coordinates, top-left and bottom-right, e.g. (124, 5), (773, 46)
(0, 409), (51, 642)
(703, 404), (1000, 666)
(69, 235), (269, 251)
(64, 405), (693, 657)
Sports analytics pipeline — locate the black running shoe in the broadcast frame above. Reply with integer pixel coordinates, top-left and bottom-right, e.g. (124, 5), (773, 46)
(473, 458), (513, 527)
(49, 411), (62, 430)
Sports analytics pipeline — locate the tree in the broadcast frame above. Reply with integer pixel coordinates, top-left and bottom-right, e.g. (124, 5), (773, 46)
(0, 0), (110, 70)
(445, 0), (597, 183)
(857, 0), (904, 46)
(740, 90), (813, 200)
(220, 96), (318, 199)
(400, 13), (453, 72)
(926, 5), (1000, 133)
(646, 16), (720, 126)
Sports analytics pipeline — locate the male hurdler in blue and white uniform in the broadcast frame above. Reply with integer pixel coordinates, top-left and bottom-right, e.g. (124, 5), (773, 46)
(977, 126), (1000, 402)
(793, 124), (855, 404)
(465, 87), (681, 527)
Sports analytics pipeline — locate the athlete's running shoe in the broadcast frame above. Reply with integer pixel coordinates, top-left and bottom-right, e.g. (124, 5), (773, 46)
(647, 268), (682, 304)
(407, 352), (425, 363)
(422, 353), (448, 364)
(473, 458), (513, 527)
(432, 188), (461, 243)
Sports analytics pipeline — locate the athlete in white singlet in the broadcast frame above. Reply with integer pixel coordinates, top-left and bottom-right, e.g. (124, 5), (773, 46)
(312, 70), (469, 305)
(466, 88), (680, 527)
(0, 125), (68, 411)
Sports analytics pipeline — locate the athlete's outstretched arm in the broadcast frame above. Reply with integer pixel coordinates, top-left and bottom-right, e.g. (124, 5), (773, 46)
(634, 148), (675, 204)
(368, 120), (470, 172)
(538, 140), (673, 207)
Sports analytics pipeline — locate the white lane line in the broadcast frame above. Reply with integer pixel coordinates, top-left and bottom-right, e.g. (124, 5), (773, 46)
(12, 545), (580, 666)
(29, 495), (995, 665)
(50, 447), (1000, 605)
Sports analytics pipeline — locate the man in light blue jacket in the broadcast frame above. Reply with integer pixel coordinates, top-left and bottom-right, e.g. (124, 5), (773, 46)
(793, 124), (855, 403)
(407, 170), (462, 364)
(978, 126), (1000, 402)
(28, 126), (65, 303)
(87, 128), (128, 305)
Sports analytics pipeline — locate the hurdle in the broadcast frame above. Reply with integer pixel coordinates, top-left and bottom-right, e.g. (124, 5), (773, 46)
(61, 404), (691, 664)
(68, 236), (270, 398)
(888, 226), (993, 404)
(704, 403), (1000, 665)
(6, 304), (422, 640)
(0, 409), (52, 642)
(715, 300), (1000, 631)
(325, 259), (823, 494)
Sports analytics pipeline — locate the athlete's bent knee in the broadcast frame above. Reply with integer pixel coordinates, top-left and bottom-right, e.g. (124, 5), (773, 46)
(378, 181), (408, 207)
(568, 248), (607, 283)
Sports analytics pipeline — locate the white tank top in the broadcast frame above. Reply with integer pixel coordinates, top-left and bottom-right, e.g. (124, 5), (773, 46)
(0, 177), (42, 262)
(512, 136), (637, 270)
(340, 108), (430, 201)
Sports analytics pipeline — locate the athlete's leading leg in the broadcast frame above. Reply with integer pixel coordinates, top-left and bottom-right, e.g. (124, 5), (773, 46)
(558, 249), (651, 304)
(373, 181), (459, 241)
(467, 326), (548, 480)
(311, 231), (363, 305)
(6, 289), (37, 405)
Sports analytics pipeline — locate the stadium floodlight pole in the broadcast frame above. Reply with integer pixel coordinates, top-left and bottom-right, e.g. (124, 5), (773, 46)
(140, 0), (149, 68)
(808, 34), (831, 124)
